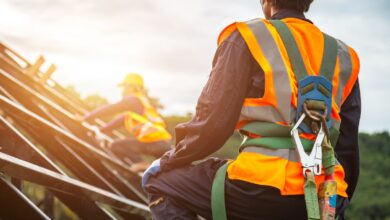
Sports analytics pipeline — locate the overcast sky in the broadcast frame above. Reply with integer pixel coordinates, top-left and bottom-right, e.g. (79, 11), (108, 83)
(0, 0), (389, 132)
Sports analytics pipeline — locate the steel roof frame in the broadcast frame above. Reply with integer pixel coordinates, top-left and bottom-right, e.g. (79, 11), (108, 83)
(0, 43), (152, 219)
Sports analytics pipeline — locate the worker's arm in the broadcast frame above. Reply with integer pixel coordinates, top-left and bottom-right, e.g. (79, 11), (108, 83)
(160, 31), (261, 171)
(335, 80), (361, 200)
(100, 114), (126, 133)
(84, 96), (143, 122)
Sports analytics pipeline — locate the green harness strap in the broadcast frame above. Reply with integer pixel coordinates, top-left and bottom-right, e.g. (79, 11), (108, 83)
(305, 172), (321, 220)
(211, 163), (229, 220)
(319, 33), (339, 81)
(322, 136), (336, 176)
(239, 121), (340, 151)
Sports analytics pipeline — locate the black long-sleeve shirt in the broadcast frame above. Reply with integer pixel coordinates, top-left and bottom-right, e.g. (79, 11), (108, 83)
(160, 10), (361, 199)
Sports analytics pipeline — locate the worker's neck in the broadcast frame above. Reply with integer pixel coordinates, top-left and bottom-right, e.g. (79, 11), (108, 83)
(270, 7), (279, 18)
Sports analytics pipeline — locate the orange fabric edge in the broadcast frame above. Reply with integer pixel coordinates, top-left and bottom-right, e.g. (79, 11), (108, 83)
(217, 22), (238, 46)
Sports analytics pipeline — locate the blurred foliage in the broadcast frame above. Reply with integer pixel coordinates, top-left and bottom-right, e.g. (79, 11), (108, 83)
(64, 86), (108, 110)
(344, 131), (390, 219)
(83, 94), (108, 110)
(64, 86), (81, 100)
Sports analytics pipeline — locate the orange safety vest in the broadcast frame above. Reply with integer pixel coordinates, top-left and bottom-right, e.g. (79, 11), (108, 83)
(218, 18), (360, 198)
(124, 93), (172, 143)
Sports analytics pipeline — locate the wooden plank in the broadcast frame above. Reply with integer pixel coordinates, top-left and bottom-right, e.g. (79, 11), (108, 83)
(26, 56), (45, 77)
(39, 64), (56, 84)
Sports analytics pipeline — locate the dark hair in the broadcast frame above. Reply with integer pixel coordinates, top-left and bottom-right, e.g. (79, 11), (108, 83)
(271, 0), (314, 13)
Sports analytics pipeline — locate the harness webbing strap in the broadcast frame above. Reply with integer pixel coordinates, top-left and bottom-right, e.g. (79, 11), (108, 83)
(240, 136), (314, 151)
(239, 123), (340, 151)
(269, 20), (308, 81)
(304, 172), (321, 220)
(322, 136), (336, 175)
(211, 163), (229, 220)
(240, 121), (291, 137)
(320, 34), (339, 81)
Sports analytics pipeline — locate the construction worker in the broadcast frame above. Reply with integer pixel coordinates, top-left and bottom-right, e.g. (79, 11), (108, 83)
(142, 0), (361, 219)
(83, 73), (172, 173)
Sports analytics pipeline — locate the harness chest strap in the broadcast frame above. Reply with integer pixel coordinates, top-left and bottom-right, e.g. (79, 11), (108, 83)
(239, 121), (340, 151)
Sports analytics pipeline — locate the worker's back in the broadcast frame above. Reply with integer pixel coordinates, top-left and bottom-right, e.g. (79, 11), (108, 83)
(223, 16), (359, 198)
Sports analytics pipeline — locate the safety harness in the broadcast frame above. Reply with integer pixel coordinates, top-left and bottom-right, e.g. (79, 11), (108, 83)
(211, 20), (339, 220)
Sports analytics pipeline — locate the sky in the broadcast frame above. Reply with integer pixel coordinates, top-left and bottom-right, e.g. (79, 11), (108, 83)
(0, 0), (389, 132)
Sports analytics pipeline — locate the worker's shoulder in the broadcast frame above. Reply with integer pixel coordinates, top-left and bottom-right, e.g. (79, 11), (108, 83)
(217, 21), (250, 48)
(217, 18), (268, 46)
(221, 29), (245, 46)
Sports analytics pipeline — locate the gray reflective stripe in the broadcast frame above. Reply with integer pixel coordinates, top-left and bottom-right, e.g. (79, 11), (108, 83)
(240, 105), (285, 123)
(242, 146), (300, 163)
(335, 40), (353, 106)
(243, 19), (292, 123)
(329, 40), (351, 132)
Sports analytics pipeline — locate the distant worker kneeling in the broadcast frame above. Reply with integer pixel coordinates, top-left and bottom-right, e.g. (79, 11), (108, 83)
(83, 73), (172, 173)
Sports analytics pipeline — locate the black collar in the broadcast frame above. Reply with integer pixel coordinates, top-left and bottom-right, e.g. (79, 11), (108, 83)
(270, 9), (313, 24)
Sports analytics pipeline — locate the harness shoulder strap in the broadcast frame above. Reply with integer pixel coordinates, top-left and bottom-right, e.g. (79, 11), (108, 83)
(270, 20), (339, 82)
(269, 20), (308, 80)
(320, 33), (338, 81)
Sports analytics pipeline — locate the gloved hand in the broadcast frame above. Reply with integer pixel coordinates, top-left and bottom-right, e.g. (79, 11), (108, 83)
(87, 125), (107, 148)
(141, 159), (161, 189)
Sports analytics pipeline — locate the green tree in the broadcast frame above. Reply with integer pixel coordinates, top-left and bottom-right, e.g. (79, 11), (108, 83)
(345, 132), (390, 219)
(84, 94), (108, 110)
(64, 85), (81, 100)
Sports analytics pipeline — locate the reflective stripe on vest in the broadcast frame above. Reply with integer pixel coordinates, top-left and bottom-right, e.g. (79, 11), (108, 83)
(124, 93), (171, 143)
(216, 18), (359, 197)
(236, 19), (293, 124)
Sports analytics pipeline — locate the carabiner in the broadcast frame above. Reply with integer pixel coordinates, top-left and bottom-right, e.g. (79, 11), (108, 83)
(291, 113), (324, 176)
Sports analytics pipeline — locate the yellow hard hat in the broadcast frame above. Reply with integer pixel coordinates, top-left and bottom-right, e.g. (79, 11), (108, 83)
(119, 73), (144, 88)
